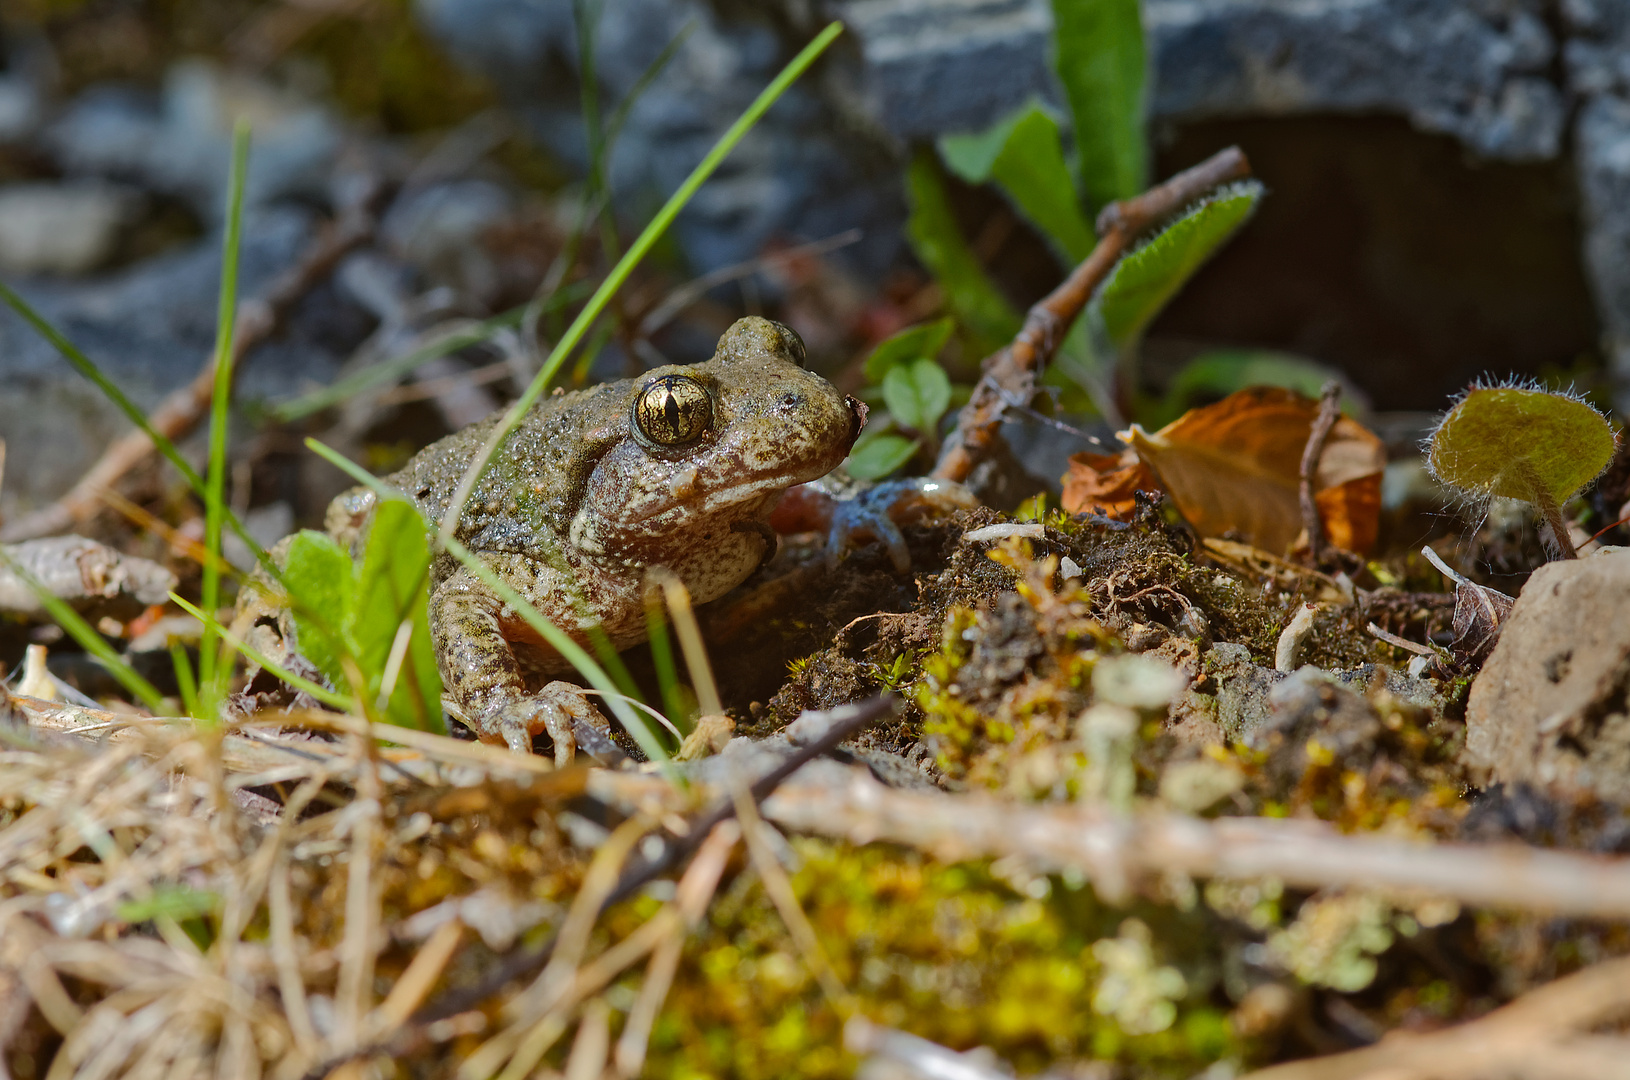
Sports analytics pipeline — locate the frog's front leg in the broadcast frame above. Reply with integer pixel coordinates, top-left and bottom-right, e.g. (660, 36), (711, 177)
(429, 566), (612, 765)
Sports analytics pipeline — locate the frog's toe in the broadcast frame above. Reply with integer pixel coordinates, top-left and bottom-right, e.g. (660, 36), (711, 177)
(481, 684), (625, 766)
(825, 477), (980, 573)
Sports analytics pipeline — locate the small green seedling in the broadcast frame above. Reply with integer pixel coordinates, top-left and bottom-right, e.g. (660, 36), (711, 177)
(846, 317), (962, 480)
(1426, 382), (1619, 559)
(281, 498), (444, 732)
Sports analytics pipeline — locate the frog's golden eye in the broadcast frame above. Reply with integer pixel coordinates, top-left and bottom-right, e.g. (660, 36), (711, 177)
(770, 321), (806, 367)
(634, 374), (713, 447)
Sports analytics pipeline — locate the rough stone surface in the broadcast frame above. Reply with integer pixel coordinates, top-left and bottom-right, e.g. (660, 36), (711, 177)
(46, 60), (341, 222)
(836, 0), (1055, 138)
(839, 0), (1564, 160)
(0, 208), (370, 516)
(1465, 550), (1630, 800)
(415, 0), (904, 276)
(1146, 0), (1562, 161)
(0, 181), (140, 275)
(1568, 0), (1630, 397)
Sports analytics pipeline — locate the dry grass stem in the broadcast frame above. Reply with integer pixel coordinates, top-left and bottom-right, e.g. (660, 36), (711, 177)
(1242, 955), (1630, 1080)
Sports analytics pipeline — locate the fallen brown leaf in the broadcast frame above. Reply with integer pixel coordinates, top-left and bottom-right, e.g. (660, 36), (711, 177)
(1059, 448), (1155, 520)
(1062, 387), (1386, 554)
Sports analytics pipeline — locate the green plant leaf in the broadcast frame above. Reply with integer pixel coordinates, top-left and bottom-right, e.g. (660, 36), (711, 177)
(282, 529), (355, 688)
(939, 102), (1096, 263)
(846, 430), (921, 480)
(1052, 0), (1147, 210)
(906, 151), (1023, 354)
(117, 885), (220, 925)
(864, 317), (956, 383)
(1428, 385), (1618, 507)
(882, 358), (953, 435)
(1093, 182), (1263, 349)
(354, 498), (444, 733)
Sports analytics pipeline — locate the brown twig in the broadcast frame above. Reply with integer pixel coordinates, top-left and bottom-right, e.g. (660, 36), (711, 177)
(1298, 380), (1342, 562)
(0, 184), (382, 543)
(738, 767), (1630, 917)
(932, 146), (1252, 483)
(302, 696), (898, 1076)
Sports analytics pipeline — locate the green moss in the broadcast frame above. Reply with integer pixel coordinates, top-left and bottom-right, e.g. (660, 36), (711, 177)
(630, 839), (1244, 1079)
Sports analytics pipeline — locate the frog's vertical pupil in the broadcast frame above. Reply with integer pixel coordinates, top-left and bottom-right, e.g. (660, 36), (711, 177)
(635, 374), (712, 446)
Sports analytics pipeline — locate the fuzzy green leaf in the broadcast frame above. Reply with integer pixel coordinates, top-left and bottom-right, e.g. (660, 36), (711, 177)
(1428, 386), (1618, 507)
(864, 317), (956, 383)
(1052, 0), (1147, 210)
(1093, 183), (1262, 349)
(906, 152), (1023, 354)
(939, 102), (1096, 263)
(282, 530), (354, 688)
(354, 498), (445, 733)
(846, 430), (921, 480)
(882, 359), (954, 435)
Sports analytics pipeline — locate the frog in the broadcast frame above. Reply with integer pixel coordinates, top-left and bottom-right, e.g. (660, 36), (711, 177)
(241, 316), (865, 763)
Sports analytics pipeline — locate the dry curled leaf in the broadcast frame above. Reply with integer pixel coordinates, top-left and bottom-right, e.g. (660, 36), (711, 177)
(1060, 448), (1156, 519)
(1065, 387), (1385, 554)
(1422, 546), (1514, 671)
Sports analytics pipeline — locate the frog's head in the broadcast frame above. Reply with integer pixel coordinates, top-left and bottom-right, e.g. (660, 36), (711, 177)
(569, 317), (864, 588)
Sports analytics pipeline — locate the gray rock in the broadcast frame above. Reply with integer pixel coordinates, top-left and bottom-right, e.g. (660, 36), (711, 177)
(1205, 641), (1283, 740)
(1576, 96), (1630, 398)
(0, 208), (367, 516)
(0, 181), (140, 276)
(836, 0), (1056, 139)
(46, 61), (342, 221)
(836, 0), (1564, 160)
(414, 0), (904, 277)
(1464, 550), (1630, 800)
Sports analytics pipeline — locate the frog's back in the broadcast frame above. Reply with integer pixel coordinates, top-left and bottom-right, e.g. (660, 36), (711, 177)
(383, 381), (627, 543)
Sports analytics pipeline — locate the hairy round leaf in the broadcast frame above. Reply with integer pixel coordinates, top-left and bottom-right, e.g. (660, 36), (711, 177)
(1428, 386), (1617, 507)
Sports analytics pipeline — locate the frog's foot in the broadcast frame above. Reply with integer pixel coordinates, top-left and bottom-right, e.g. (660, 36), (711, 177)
(821, 477), (980, 573)
(479, 683), (620, 767)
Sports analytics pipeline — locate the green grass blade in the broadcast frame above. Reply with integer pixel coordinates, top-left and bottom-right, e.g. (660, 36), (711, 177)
(170, 641), (199, 718)
(0, 548), (166, 711)
(444, 536), (677, 776)
(0, 285), (208, 496)
(905, 151), (1023, 355)
(198, 121), (252, 711)
(270, 304), (544, 421)
(436, 21), (845, 551)
(643, 594), (689, 734)
(170, 592), (357, 712)
(0, 281), (281, 578)
(303, 437), (679, 777)
(604, 21), (695, 153)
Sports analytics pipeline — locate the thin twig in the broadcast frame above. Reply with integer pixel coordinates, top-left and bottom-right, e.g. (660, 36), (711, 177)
(334, 696), (896, 1073)
(0, 183), (381, 543)
(932, 146), (1252, 483)
(708, 767), (1630, 918)
(1299, 380), (1342, 562)
(1240, 954), (1630, 1080)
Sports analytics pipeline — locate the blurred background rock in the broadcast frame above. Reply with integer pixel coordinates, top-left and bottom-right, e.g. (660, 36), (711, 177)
(0, 0), (1624, 523)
